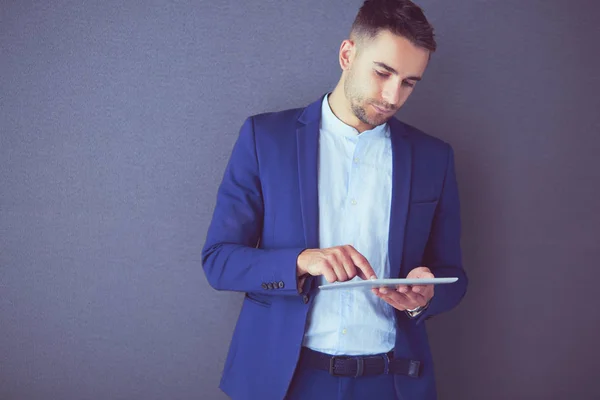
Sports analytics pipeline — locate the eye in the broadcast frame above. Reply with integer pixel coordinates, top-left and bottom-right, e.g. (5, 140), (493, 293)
(375, 70), (390, 78)
(402, 81), (416, 88)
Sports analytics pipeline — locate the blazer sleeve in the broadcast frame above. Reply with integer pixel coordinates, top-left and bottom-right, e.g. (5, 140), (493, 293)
(414, 144), (469, 324)
(201, 117), (306, 296)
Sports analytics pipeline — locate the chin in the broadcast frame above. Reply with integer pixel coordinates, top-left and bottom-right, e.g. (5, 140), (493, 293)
(369, 114), (389, 126)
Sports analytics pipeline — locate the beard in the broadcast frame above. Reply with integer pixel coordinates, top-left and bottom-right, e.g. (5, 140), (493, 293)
(343, 68), (396, 128)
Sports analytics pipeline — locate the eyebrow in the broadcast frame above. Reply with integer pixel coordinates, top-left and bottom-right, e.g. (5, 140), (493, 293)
(374, 62), (422, 81)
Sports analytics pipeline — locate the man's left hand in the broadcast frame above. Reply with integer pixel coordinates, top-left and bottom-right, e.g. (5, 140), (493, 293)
(372, 266), (434, 311)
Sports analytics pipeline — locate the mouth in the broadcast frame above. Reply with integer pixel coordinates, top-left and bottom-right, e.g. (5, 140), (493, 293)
(371, 104), (394, 115)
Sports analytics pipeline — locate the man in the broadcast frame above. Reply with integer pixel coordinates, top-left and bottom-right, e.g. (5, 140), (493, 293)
(201, 0), (468, 399)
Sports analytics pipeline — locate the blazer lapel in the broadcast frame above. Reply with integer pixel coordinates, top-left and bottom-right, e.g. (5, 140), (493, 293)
(296, 97), (323, 250)
(388, 118), (413, 279)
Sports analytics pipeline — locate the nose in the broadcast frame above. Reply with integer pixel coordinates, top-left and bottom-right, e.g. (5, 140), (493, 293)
(381, 81), (401, 108)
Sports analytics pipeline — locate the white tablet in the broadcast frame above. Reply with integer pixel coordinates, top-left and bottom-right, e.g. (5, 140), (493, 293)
(318, 277), (458, 290)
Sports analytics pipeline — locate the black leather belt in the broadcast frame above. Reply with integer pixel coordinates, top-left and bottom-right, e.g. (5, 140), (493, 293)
(300, 347), (422, 378)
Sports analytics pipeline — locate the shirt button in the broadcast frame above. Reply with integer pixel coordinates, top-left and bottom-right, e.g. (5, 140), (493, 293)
(353, 157), (360, 163)
(342, 329), (347, 335)
(350, 199), (357, 205)
(302, 294), (309, 304)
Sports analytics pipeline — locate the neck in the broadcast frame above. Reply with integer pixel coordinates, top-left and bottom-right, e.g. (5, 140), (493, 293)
(328, 81), (374, 133)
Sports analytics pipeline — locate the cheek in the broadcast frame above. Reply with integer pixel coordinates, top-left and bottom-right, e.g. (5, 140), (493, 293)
(371, 78), (385, 95)
(361, 79), (384, 103)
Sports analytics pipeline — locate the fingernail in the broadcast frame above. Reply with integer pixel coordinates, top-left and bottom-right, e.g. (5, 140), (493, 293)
(369, 276), (376, 280)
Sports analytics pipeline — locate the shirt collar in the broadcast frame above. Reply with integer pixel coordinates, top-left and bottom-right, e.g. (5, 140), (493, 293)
(320, 93), (389, 139)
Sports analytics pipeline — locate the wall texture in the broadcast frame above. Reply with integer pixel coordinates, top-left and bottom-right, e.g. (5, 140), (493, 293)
(1, 1), (599, 399)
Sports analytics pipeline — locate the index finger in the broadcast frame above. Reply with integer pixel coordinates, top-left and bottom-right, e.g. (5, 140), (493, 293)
(348, 248), (376, 280)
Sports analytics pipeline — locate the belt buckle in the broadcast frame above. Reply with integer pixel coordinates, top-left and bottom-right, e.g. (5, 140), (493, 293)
(329, 356), (343, 376)
(329, 356), (365, 377)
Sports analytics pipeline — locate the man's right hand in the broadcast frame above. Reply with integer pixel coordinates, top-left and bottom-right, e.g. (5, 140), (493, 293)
(296, 245), (376, 291)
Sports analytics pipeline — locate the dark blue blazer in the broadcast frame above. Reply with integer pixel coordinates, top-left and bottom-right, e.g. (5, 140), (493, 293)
(202, 95), (468, 400)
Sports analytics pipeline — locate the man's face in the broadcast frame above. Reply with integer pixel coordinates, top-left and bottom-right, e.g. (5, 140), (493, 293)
(343, 30), (430, 128)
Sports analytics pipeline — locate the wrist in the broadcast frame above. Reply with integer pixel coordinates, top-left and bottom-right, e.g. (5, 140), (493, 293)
(296, 249), (309, 276)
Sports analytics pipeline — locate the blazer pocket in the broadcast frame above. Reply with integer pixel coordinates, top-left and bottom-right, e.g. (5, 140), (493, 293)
(410, 199), (438, 205)
(245, 293), (272, 308)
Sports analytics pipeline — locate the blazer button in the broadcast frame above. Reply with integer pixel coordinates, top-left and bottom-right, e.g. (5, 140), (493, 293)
(302, 294), (309, 304)
(267, 283), (274, 290)
(261, 283), (268, 290)
(278, 281), (285, 289)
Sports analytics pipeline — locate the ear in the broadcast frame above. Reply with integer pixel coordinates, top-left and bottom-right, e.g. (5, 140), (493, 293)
(339, 39), (355, 71)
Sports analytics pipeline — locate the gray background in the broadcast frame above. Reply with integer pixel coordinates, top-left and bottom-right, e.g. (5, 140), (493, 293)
(1, 0), (599, 399)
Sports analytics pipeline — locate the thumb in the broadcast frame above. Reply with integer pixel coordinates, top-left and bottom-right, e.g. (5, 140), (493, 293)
(408, 266), (434, 279)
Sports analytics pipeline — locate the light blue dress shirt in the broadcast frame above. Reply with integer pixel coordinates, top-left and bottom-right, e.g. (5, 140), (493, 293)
(302, 94), (396, 356)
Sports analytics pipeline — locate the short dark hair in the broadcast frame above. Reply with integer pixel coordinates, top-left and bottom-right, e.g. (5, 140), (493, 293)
(351, 0), (437, 52)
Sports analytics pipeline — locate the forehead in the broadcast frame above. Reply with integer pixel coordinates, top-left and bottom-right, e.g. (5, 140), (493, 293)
(359, 30), (430, 75)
